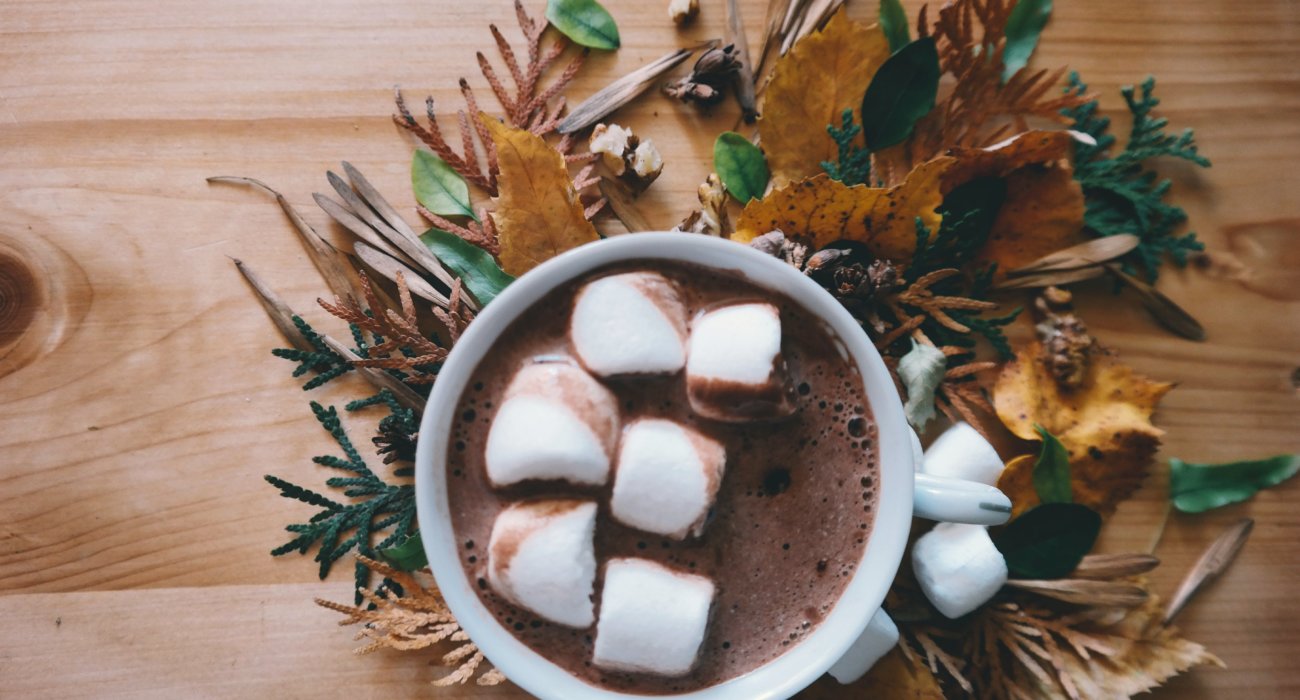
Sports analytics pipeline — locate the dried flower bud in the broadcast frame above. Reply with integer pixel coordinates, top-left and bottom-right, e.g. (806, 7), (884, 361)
(663, 45), (739, 107)
(693, 45), (740, 83)
(804, 248), (851, 279)
(668, 0), (698, 26)
(750, 231), (787, 257)
(749, 230), (808, 269)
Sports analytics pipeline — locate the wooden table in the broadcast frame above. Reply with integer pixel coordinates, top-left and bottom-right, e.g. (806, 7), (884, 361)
(1, 0), (1297, 697)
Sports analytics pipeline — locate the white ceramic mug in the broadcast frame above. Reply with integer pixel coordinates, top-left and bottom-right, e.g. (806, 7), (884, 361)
(415, 233), (1011, 700)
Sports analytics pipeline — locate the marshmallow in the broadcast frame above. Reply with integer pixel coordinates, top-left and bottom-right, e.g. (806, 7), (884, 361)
(921, 422), (1004, 486)
(487, 499), (598, 627)
(611, 419), (726, 539)
(685, 303), (795, 422)
(484, 361), (619, 487)
(911, 523), (1008, 619)
(827, 609), (899, 684)
(593, 558), (715, 676)
(570, 273), (688, 377)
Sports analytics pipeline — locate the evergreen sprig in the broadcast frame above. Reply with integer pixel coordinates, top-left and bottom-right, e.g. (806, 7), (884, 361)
(270, 315), (354, 390)
(266, 399), (416, 602)
(908, 215), (1021, 360)
(821, 109), (873, 187)
(1063, 73), (1211, 282)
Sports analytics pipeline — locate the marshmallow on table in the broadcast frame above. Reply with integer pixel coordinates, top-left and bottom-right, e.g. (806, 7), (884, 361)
(485, 361), (619, 487)
(488, 499), (598, 627)
(921, 422), (1005, 485)
(685, 302), (795, 422)
(593, 558), (716, 676)
(570, 272), (688, 377)
(611, 419), (726, 539)
(911, 522), (1008, 619)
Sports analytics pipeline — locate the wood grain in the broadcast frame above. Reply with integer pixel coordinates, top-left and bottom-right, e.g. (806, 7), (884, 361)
(0, 0), (1297, 697)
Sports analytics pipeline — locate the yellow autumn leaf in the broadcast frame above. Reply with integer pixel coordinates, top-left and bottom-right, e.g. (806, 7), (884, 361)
(760, 9), (890, 186)
(732, 156), (953, 261)
(994, 341), (1173, 515)
(481, 114), (598, 275)
(795, 648), (943, 699)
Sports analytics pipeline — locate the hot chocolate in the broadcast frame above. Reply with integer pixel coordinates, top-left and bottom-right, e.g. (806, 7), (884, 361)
(445, 262), (879, 694)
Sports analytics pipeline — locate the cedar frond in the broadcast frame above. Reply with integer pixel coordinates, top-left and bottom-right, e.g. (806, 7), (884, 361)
(317, 556), (503, 686)
(392, 0), (584, 196)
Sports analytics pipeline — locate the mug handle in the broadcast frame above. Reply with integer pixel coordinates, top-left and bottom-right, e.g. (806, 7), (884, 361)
(912, 472), (1012, 526)
(827, 609), (898, 684)
(829, 475), (1012, 684)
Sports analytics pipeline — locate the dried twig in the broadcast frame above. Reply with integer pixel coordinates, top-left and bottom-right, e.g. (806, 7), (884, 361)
(725, 0), (758, 122)
(558, 46), (699, 134)
(209, 176), (363, 304)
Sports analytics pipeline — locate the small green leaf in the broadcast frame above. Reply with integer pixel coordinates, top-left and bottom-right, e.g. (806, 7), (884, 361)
(1031, 424), (1072, 504)
(377, 532), (428, 572)
(995, 502), (1101, 579)
(546, 0), (620, 50)
(898, 340), (946, 432)
(713, 132), (770, 204)
(1170, 454), (1299, 514)
(412, 150), (475, 220)
(860, 36), (940, 150)
(421, 229), (516, 306)
(878, 0), (911, 53)
(1001, 0), (1052, 82)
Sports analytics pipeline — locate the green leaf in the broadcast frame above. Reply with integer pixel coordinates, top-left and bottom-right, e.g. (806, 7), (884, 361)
(412, 150), (475, 220)
(1170, 454), (1300, 514)
(713, 131), (770, 203)
(1001, 0), (1052, 82)
(898, 340), (946, 432)
(1032, 424), (1072, 504)
(377, 531), (429, 571)
(420, 229), (515, 307)
(546, 0), (620, 50)
(878, 0), (911, 53)
(860, 36), (939, 150)
(995, 502), (1102, 578)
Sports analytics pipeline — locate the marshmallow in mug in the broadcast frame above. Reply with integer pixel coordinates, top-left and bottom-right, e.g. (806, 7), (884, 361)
(570, 272), (689, 377)
(911, 522), (1008, 619)
(484, 361), (620, 487)
(487, 499), (599, 628)
(921, 422), (1004, 485)
(685, 302), (796, 422)
(611, 418), (726, 539)
(593, 558), (716, 676)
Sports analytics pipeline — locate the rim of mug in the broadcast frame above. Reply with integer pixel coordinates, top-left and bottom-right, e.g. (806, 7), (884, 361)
(415, 233), (914, 700)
